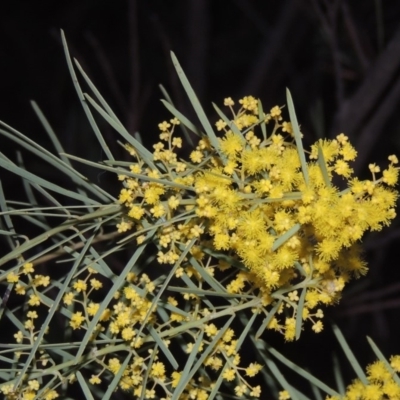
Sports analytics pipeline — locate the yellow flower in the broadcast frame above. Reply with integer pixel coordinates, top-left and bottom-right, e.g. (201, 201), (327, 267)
(168, 196), (180, 210)
(316, 239), (341, 262)
(284, 318), (296, 341)
(14, 330), (24, 343)
(43, 389), (59, 400)
(151, 361), (166, 379)
(245, 362), (262, 377)
(390, 355), (400, 372)
(90, 278), (102, 290)
(118, 188), (133, 204)
(190, 150), (204, 163)
(172, 137), (182, 148)
(383, 165), (399, 186)
(312, 321), (323, 333)
(23, 262), (34, 274)
(367, 360), (391, 382)
(89, 375), (101, 385)
(33, 275), (50, 287)
(363, 383), (383, 400)
(282, 121), (292, 134)
(22, 390), (36, 400)
(215, 119), (227, 131)
(70, 312), (85, 330)
(219, 131), (244, 156)
(28, 294), (41, 307)
(334, 159), (353, 177)
(27, 311), (38, 319)
(170, 117), (180, 125)
(369, 163), (380, 173)
(108, 358), (121, 374)
(150, 203), (166, 218)
(158, 121), (171, 132)
(28, 380), (40, 391)
(224, 97), (234, 106)
(340, 141), (357, 161)
(73, 280), (87, 292)
(117, 220), (132, 233)
(222, 368), (236, 381)
(63, 292), (74, 305)
(204, 323), (218, 337)
(6, 272), (19, 283)
(234, 384), (248, 396)
(15, 283), (26, 295)
(279, 390), (291, 400)
(250, 386), (262, 398)
(87, 302), (100, 316)
(270, 105), (282, 118)
(128, 205), (145, 219)
(382, 380), (400, 398)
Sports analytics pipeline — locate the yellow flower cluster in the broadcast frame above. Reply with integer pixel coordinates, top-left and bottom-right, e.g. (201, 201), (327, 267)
(326, 355), (400, 400)
(0, 381), (58, 400)
(117, 96), (398, 342)
(6, 262), (263, 398)
(5, 262), (51, 346)
(106, 320), (263, 398)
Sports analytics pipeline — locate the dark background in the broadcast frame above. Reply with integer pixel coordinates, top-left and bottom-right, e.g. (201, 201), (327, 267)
(1, 0), (400, 396)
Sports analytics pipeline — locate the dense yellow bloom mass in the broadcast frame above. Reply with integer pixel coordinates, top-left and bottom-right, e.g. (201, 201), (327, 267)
(326, 355), (400, 400)
(118, 96), (398, 331)
(111, 96), (399, 398)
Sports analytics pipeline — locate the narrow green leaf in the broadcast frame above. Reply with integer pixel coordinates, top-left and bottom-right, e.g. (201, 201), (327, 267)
(295, 287), (307, 340)
(16, 152), (47, 225)
(159, 85), (194, 146)
(258, 99), (267, 140)
(102, 352), (132, 400)
(286, 89), (309, 186)
(84, 93), (156, 168)
(148, 326), (179, 369)
(190, 315), (236, 398)
(332, 353), (346, 395)
(140, 344), (158, 400)
(255, 299), (282, 339)
(76, 371), (95, 400)
(171, 330), (204, 400)
(185, 253), (228, 294)
(367, 336), (400, 385)
(75, 229), (155, 360)
(332, 324), (368, 385)
(74, 58), (122, 126)
(0, 203), (121, 267)
(264, 341), (340, 397)
(317, 145), (331, 187)
(265, 357), (299, 400)
(0, 181), (16, 249)
(0, 127), (112, 202)
(0, 156), (100, 206)
(272, 223), (301, 251)
(30, 101), (111, 204)
(310, 383), (323, 400)
(61, 30), (115, 161)
(30, 101), (73, 166)
(136, 238), (197, 339)
(208, 313), (258, 400)
(167, 286), (254, 299)
(63, 153), (192, 191)
(14, 234), (95, 389)
(212, 102), (244, 139)
(161, 100), (202, 138)
(170, 52), (221, 155)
